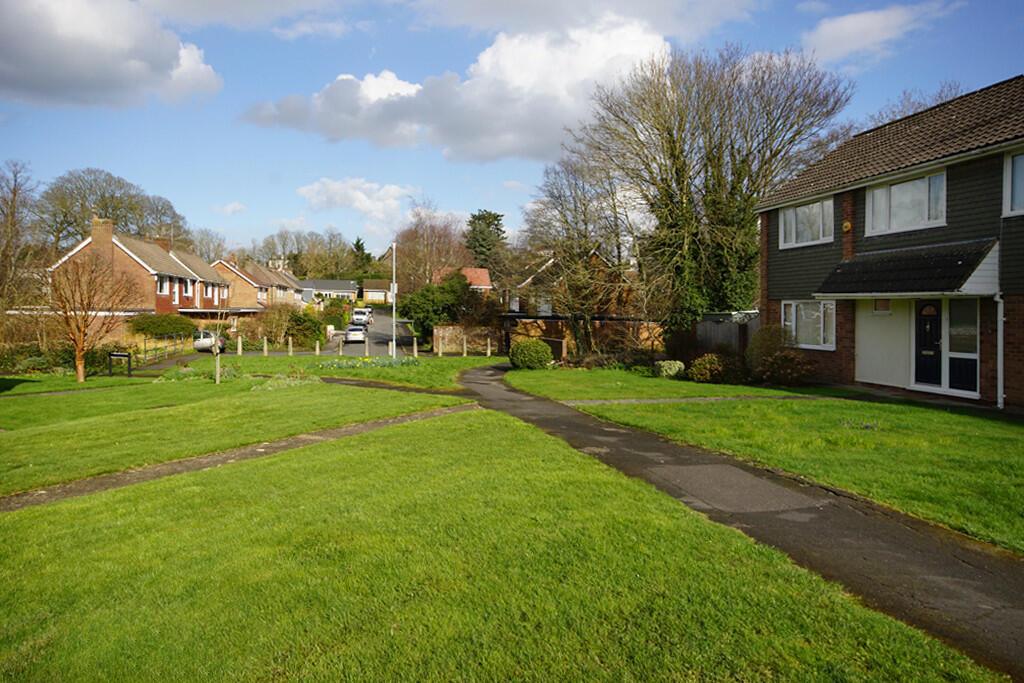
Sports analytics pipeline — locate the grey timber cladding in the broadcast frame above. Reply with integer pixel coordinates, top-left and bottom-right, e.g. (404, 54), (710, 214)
(765, 197), (843, 299)
(1003, 215), (1024, 295)
(855, 155), (1003, 254)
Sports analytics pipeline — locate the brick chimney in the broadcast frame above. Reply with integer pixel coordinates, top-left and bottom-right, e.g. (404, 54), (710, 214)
(90, 216), (114, 261)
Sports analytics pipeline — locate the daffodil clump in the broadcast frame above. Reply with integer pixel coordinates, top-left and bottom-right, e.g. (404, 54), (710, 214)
(312, 357), (420, 370)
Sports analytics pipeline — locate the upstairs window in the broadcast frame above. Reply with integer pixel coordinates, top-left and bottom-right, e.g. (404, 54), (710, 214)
(779, 198), (834, 249)
(182, 279), (193, 296)
(157, 276), (169, 295)
(866, 172), (945, 235)
(1004, 151), (1024, 216)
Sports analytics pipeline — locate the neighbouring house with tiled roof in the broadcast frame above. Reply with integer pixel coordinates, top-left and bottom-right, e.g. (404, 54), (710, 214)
(300, 279), (359, 303)
(757, 74), (1024, 411)
(50, 217), (237, 331)
(432, 267), (493, 294)
(211, 259), (304, 310)
(361, 279), (394, 303)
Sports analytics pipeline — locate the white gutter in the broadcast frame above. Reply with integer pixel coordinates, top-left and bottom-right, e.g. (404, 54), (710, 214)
(995, 292), (1005, 410)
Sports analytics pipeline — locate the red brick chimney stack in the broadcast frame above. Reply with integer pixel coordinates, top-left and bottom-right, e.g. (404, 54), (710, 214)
(90, 216), (114, 261)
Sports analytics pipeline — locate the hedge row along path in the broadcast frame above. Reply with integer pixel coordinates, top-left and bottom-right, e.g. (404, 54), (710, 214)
(458, 363), (1024, 680)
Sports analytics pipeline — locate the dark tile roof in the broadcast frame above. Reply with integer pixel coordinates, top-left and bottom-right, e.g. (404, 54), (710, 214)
(301, 279), (358, 290)
(816, 239), (996, 295)
(172, 249), (227, 284)
(763, 75), (1024, 207)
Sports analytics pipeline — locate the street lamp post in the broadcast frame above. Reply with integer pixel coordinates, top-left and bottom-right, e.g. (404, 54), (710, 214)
(391, 241), (397, 358)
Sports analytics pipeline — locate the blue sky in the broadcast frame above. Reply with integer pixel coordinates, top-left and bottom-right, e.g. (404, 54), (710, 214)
(1, 0), (1020, 254)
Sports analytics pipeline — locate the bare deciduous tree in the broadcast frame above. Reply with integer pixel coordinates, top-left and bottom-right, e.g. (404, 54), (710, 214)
(394, 201), (472, 295)
(866, 80), (964, 128)
(0, 160), (41, 307)
(48, 252), (139, 382)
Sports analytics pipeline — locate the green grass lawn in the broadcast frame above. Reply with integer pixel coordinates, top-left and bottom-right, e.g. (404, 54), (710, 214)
(0, 378), (262, 430)
(583, 399), (1024, 554)
(505, 367), (794, 400)
(0, 374), (151, 397)
(0, 380), (467, 496)
(0, 410), (993, 680)
(189, 354), (507, 390)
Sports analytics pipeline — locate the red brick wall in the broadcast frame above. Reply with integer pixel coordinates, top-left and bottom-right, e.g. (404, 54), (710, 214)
(763, 298), (855, 384)
(1004, 296), (1024, 412)
(841, 191), (856, 260)
(979, 297), (998, 403)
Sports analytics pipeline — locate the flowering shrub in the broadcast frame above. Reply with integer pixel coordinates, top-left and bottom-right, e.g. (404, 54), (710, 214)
(760, 350), (815, 386)
(654, 360), (686, 379)
(510, 339), (553, 369)
(686, 353), (746, 384)
(312, 357), (420, 370)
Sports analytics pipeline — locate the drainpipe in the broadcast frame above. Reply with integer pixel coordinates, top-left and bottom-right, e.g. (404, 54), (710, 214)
(994, 293), (1005, 410)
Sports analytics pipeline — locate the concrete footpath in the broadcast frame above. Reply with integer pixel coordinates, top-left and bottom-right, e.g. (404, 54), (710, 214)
(459, 364), (1024, 680)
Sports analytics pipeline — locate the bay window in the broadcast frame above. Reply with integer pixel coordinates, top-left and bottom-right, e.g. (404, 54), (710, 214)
(779, 198), (834, 248)
(866, 171), (945, 235)
(782, 300), (835, 350)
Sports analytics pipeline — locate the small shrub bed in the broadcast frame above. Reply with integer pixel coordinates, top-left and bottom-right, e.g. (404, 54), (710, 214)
(510, 339), (553, 369)
(761, 350), (816, 386)
(311, 357), (421, 370)
(686, 353), (746, 384)
(129, 314), (197, 337)
(654, 360), (686, 379)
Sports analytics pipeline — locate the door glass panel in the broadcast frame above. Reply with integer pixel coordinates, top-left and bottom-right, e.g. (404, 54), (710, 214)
(949, 357), (978, 392)
(949, 299), (977, 354)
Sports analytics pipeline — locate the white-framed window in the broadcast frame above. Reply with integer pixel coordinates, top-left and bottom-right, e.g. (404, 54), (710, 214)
(157, 275), (169, 295)
(782, 300), (835, 350)
(866, 171), (945, 235)
(779, 198), (834, 249)
(1003, 151), (1024, 217)
(172, 278), (179, 305)
(203, 283), (212, 298)
(182, 279), (193, 296)
(258, 287), (267, 301)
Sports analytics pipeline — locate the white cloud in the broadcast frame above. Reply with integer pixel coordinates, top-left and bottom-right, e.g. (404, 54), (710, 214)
(215, 201), (247, 216)
(272, 18), (350, 40)
(243, 15), (669, 161)
(0, 0), (221, 106)
(802, 2), (960, 67)
(503, 180), (529, 191)
(139, 0), (335, 28)
(298, 177), (416, 235)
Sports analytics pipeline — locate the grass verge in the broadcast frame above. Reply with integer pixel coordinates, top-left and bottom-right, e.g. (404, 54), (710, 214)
(583, 399), (1024, 554)
(188, 355), (506, 390)
(0, 378), (261, 430)
(0, 381), (467, 496)
(505, 367), (793, 400)
(0, 410), (994, 680)
(0, 374), (151, 397)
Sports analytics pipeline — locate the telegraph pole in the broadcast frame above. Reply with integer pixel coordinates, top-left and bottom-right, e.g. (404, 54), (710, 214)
(391, 241), (397, 358)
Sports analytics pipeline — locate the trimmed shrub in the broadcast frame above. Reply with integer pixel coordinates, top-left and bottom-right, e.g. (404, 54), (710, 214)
(285, 310), (325, 347)
(686, 353), (746, 384)
(654, 360), (686, 379)
(745, 324), (791, 381)
(14, 356), (49, 373)
(43, 343), (132, 375)
(510, 338), (553, 370)
(761, 350), (816, 386)
(130, 314), (196, 337)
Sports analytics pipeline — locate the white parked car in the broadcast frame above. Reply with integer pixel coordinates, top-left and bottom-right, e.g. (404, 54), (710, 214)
(193, 329), (226, 353)
(344, 325), (367, 342)
(352, 308), (373, 325)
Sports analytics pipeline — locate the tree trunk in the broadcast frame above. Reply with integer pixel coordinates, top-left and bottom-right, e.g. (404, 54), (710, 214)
(75, 345), (86, 383)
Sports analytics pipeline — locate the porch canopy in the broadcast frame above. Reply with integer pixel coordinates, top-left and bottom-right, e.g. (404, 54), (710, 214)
(814, 238), (998, 299)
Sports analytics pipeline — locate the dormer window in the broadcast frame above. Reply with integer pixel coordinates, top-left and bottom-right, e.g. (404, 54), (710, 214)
(866, 171), (945, 235)
(779, 198), (833, 249)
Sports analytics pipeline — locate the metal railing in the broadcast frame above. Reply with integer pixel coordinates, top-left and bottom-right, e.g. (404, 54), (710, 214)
(138, 333), (190, 364)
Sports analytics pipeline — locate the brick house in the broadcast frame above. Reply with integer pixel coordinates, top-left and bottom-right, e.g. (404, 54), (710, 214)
(211, 259), (303, 310)
(52, 217), (233, 327)
(361, 279), (394, 304)
(432, 267), (493, 295)
(757, 75), (1024, 411)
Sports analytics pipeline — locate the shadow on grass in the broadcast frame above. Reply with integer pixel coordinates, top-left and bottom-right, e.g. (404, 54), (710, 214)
(0, 377), (32, 395)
